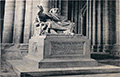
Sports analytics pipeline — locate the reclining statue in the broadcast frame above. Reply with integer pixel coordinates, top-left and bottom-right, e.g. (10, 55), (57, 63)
(34, 5), (75, 36)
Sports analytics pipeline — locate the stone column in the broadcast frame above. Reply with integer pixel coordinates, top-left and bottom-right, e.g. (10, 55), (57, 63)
(0, 2), (1, 43)
(2, 0), (15, 43)
(71, 1), (74, 22)
(24, 0), (33, 43)
(103, 0), (109, 52)
(104, 0), (109, 45)
(77, 1), (81, 34)
(86, 0), (89, 37)
(54, 0), (57, 8)
(58, 0), (61, 11)
(92, 0), (96, 51)
(31, 0), (40, 37)
(75, 1), (78, 33)
(88, 0), (92, 40)
(50, 0), (54, 8)
(79, 1), (83, 35)
(61, 0), (68, 18)
(87, 0), (92, 52)
(97, 0), (101, 51)
(112, 0), (120, 56)
(13, 0), (25, 43)
(116, 0), (120, 44)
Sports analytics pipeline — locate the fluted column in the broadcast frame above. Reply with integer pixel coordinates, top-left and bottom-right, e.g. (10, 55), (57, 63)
(31, 0), (40, 36)
(24, 0), (33, 43)
(115, 0), (120, 56)
(0, 2), (1, 43)
(58, 0), (61, 11)
(104, 0), (109, 45)
(71, 1), (74, 22)
(86, 0), (89, 37)
(116, 0), (120, 44)
(78, 1), (81, 34)
(75, 1), (78, 33)
(102, 0), (109, 52)
(50, 0), (54, 8)
(13, 0), (25, 43)
(61, 0), (68, 18)
(54, 0), (57, 8)
(110, 0), (120, 57)
(97, 0), (101, 51)
(80, 1), (83, 35)
(88, 0), (92, 52)
(2, 0), (15, 43)
(88, 0), (92, 40)
(92, 0), (96, 46)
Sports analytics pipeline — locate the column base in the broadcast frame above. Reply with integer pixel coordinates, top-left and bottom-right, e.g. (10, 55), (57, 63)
(109, 44), (120, 57)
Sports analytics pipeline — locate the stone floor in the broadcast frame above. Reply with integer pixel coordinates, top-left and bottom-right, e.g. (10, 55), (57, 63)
(1, 51), (120, 77)
(0, 59), (17, 77)
(1, 59), (120, 77)
(48, 73), (120, 77)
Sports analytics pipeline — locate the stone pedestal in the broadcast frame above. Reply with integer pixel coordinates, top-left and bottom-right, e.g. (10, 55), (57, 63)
(25, 34), (97, 68)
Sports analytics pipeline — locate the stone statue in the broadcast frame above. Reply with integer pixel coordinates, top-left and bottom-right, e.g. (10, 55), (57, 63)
(34, 5), (75, 36)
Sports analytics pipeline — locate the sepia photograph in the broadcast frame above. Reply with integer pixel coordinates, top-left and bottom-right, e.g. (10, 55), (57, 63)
(0, 0), (120, 77)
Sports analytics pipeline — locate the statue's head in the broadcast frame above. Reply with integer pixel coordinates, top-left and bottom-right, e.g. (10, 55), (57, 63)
(37, 5), (44, 12)
(49, 8), (60, 15)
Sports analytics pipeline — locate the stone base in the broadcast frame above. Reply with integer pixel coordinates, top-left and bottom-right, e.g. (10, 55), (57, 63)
(24, 35), (98, 68)
(7, 59), (120, 77)
(110, 45), (120, 57)
(39, 58), (97, 68)
(23, 56), (97, 68)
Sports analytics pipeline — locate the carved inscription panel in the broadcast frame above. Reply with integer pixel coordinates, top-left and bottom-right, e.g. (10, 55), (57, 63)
(51, 41), (84, 55)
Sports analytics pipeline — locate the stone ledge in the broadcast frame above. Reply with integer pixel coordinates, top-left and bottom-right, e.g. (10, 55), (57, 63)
(7, 59), (120, 77)
(39, 58), (97, 68)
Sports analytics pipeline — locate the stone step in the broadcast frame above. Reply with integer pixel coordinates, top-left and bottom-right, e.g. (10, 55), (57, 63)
(98, 59), (120, 66)
(0, 73), (17, 77)
(6, 59), (120, 77)
(46, 73), (120, 77)
(23, 55), (98, 68)
(39, 58), (97, 68)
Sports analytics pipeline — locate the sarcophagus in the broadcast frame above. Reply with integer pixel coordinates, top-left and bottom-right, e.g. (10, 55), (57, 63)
(25, 34), (97, 68)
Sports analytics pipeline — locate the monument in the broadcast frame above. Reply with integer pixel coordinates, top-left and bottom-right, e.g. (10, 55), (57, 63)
(7, 6), (98, 76)
(25, 5), (97, 68)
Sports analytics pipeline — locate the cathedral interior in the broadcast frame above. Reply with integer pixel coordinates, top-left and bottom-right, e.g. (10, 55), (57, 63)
(0, 0), (120, 76)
